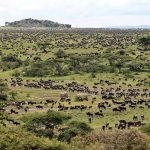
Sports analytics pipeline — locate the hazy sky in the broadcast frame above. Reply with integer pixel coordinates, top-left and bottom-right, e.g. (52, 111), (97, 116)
(0, 0), (150, 27)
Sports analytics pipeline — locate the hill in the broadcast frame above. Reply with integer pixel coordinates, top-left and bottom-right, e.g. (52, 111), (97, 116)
(4, 18), (71, 28)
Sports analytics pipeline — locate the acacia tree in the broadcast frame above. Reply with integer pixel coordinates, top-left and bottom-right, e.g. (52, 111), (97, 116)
(138, 36), (150, 50)
(69, 56), (80, 73)
(54, 49), (66, 58)
(0, 79), (8, 102)
(108, 56), (124, 73)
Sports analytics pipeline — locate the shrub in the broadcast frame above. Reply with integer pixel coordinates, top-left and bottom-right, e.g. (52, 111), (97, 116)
(0, 79), (8, 102)
(12, 70), (21, 77)
(1, 55), (22, 70)
(129, 63), (143, 72)
(1, 55), (22, 63)
(119, 50), (126, 55)
(24, 111), (71, 138)
(138, 36), (150, 50)
(0, 93), (7, 101)
(69, 121), (92, 133)
(54, 50), (66, 58)
(75, 95), (88, 102)
(140, 124), (150, 136)
(89, 73), (96, 78)
(45, 111), (71, 125)
(24, 67), (50, 77)
(58, 128), (79, 143)
(58, 121), (92, 143)
(0, 125), (61, 150)
(35, 129), (54, 139)
(69, 129), (150, 150)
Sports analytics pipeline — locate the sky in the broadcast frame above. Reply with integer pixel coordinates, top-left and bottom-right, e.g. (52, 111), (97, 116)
(0, 0), (150, 27)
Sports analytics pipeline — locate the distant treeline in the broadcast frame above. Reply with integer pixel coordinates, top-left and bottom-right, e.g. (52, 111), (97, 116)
(5, 18), (71, 28)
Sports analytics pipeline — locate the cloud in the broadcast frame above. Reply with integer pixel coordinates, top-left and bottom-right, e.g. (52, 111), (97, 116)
(0, 0), (150, 27)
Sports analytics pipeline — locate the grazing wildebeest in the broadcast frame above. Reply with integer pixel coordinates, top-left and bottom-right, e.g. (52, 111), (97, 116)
(98, 103), (106, 109)
(141, 115), (144, 120)
(86, 112), (94, 118)
(102, 125), (105, 130)
(88, 117), (92, 123)
(95, 112), (104, 117)
(36, 105), (43, 109)
(10, 109), (18, 114)
(13, 121), (20, 126)
(133, 115), (138, 121)
(0, 107), (6, 112)
(60, 92), (68, 99)
(113, 107), (121, 112)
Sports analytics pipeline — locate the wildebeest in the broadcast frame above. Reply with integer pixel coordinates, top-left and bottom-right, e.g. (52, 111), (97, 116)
(36, 105), (43, 109)
(95, 112), (104, 117)
(113, 107), (121, 112)
(86, 112), (94, 117)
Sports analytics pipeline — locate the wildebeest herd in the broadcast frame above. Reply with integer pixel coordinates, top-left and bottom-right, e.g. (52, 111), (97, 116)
(0, 76), (150, 130)
(0, 28), (150, 132)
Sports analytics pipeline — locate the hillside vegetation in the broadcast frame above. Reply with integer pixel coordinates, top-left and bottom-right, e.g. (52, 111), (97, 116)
(0, 28), (150, 150)
(4, 18), (71, 28)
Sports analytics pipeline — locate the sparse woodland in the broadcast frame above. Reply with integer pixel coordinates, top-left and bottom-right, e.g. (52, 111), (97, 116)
(0, 28), (150, 150)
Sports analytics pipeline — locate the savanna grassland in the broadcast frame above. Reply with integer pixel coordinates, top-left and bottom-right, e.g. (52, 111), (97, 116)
(0, 28), (150, 150)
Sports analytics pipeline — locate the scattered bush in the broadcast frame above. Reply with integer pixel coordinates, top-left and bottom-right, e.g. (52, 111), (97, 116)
(58, 121), (92, 143)
(54, 49), (66, 58)
(140, 124), (150, 136)
(69, 129), (150, 150)
(35, 129), (54, 139)
(75, 95), (88, 102)
(0, 125), (62, 150)
(24, 111), (71, 139)
(69, 121), (92, 133)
